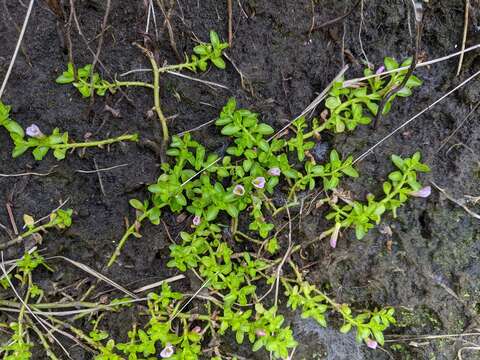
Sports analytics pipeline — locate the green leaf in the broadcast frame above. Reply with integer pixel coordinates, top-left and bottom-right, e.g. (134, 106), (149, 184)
(256, 123), (274, 135)
(340, 323), (352, 334)
(384, 57), (399, 71)
(129, 199), (144, 210)
(391, 154), (404, 170)
(32, 146), (49, 161)
(221, 124), (241, 136)
(341, 166), (359, 178)
(211, 57), (226, 69)
(388, 171), (403, 182)
(210, 30), (221, 48)
(325, 97), (341, 110)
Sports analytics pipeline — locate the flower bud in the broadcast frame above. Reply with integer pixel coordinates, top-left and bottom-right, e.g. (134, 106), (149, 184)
(268, 167), (281, 176)
(26, 124), (44, 138)
(410, 186), (431, 198)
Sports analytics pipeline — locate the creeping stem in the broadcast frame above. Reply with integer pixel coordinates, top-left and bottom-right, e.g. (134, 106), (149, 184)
(147, 55), (169, 143)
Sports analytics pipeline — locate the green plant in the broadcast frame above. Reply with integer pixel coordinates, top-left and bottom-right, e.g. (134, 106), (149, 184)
(284, 261), (396, 348)
(107, 97), (359, 266)
(306, 57), (422, 135)
(323, 152), (430, 243)
(0, 56), (428, 360)
(102, 94), (427, 358)
(0, 101), (137, 161)
(56, 30), (228, 142)
(0, 208), (73, 251)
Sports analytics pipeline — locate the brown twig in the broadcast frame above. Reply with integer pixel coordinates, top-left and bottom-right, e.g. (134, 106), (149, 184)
(309, 0), (361, 33)
(155, 0), (181, 61)
(457, 0), (470, 75)
(227, 0), (233, 47)
(5, 203), (18, 235)
(89, 0), (112, 104)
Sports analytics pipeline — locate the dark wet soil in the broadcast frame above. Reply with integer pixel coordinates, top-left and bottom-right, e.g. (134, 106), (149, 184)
(1, 0), (480, 359)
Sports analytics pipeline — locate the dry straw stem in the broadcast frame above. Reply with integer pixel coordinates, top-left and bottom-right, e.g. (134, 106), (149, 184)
(0, 0), (35, 99)
(353, 67), (480, 165)
(344, 43), (480, 88)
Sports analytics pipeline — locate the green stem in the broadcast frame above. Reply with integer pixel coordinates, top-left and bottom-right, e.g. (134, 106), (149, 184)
(107, 209), (151, 267)
(147, 56), (169, 142)
(234, 231), (263, 245)
(52, 134), (138, 149)
(114, 80), (154, 89)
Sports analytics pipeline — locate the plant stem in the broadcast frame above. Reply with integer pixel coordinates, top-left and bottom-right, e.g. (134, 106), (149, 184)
(114, 80), (154, 89)
(52, 134), (138, 149)
(107, 209), (151, 267)
(147, 55), (169, 142)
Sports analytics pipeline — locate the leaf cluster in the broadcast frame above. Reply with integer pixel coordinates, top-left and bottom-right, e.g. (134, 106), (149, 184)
(326, 152), (430, 239)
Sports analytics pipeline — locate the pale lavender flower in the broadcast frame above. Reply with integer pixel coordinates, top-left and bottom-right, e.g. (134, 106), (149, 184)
(375, 65), (385, 75)
(192, 215), (201, 226)
(330, 223), (341, 249)
(26, 124), (44, 138)
(233, 184), (245, 196)
(410, 186), (431, 198)
(160, 343), (174, 358)
(366, 338), (378, 349)
(252, 177), (266, 189)
(191, 326), (202, 334)
(268, 167), (281, 176)
(255, 329), (266, 337)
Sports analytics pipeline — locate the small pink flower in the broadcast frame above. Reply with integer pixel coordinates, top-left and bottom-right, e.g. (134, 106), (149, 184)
(410, 186), (431, 198)
(192, 216), (201, 226)
(255, 329), (266, 337)
(252, 177), (266, 189)
(375, 66), (385, 75)
(233, 184), (245, 196)
(191, 326), (202, 334)
(268, 167), (281, 176)
(366, 338), (378, 349)
(160, 343), (174, 358)
(26, 124), (44, 138)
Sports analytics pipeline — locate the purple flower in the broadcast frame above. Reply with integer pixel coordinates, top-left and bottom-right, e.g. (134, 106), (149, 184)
(330, 223), (341, 249)
(252, 177), (266, 189)
(191, 326), (202, 334)
(268, 167), (281, 176)
(233, 184), (245, 196)
(366, 338), (378, 349)
(192, 215), (201, 226)
(255, 329), (266, 337)
(26, 124), (44, 138)
(375, 66), (385, 75)
(410, 186), (431, 198)
(160, 343), (174, 358)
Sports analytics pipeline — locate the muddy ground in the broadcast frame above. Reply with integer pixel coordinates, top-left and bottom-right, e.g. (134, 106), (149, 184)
(1, 0), (480, 359)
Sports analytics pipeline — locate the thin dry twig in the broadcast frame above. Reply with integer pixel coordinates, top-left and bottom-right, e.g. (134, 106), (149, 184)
(456, 0), (470, 76)
(310, 0), (361, 32)
(430, 181), (480, 220)
(0, 252), (72, 359)
(133, 274), (185, 293)
(353, 67), (480, 164)
(436, 100), (480, 154)
(344, 43), (480, 87)
(0, 166), (58, 178)
(176, 118), (216, 136)
(0, 0), (34, 99)
(48, 256), (138, 299)
(227, 0), (233, 47)
(268, 65), (349, 141)
(75, 163), (129, 174)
